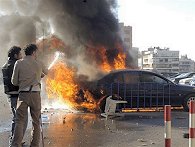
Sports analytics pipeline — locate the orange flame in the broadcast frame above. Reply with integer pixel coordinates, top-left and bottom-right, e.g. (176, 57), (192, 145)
(99, 45), (126, 72)
(114, 52), (126, 70)
(46, 62), (78, 107)
(46, 61), (98, 111)
(39, 36), (127, 112)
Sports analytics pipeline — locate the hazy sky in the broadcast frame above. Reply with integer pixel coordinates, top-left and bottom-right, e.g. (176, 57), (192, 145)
(118, 0), (195, 60)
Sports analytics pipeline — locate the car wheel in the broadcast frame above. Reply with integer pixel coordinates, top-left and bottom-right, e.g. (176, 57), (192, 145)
(183, 94), (195, 111)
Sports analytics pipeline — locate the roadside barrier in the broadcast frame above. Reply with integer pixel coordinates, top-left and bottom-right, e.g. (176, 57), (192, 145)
(107, 82), (171, 110)
(164, 105), (171, 147)
(189, 100), (195, 147)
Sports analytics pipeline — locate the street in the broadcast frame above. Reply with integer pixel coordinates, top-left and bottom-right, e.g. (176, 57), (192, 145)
(0, 107), (189, 147)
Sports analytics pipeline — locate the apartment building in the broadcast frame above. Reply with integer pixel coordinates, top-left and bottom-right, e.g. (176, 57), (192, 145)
(119, 22), (132, 50)
(141, 47), (179, 74)
(179, 55), (195, 73)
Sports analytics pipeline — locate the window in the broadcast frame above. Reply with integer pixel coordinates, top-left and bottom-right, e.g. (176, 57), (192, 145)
(172, 58), (179, 61)
(140, 73), (167, 84)
(124, 29), (131, 34)
(144, 59), (148, 62)
(189, 73), (195, 78)
(123, 72), (139, 84)
(113, 73), (123, 83)
(124, 38), (130, 42)
(165, 59), (168, 62)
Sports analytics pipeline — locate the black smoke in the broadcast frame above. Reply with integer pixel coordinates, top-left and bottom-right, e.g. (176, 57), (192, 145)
(0, 0), (135, 79)
(34, 0), (120, 49)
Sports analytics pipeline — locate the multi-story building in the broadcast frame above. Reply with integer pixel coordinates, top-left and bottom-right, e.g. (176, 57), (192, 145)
(131, 47), (139, 67)
(119, 22), (132, 50)
(179, 55), (195, 73)
(141, 47), (180, 74)
(119, 23), (139, 67)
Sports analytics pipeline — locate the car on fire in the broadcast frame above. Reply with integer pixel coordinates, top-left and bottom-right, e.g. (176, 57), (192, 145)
(89, 70), (195, 112)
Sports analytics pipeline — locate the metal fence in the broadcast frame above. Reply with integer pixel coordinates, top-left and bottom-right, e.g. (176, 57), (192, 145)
(105, 82), (172, 110)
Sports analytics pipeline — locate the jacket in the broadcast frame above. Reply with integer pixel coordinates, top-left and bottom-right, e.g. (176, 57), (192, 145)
(2, 58), (19, 94)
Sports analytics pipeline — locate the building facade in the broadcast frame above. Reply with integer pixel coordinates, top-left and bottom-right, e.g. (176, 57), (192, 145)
(119, 22), (132, 50)
(179, 55), (195, 73)
(141, 47), (180, 74)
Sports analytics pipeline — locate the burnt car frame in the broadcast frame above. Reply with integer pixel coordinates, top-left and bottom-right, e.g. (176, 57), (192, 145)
(89, 70), (195, 112)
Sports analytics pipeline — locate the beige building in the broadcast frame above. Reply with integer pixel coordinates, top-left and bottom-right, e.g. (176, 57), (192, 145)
(140, 47), (180, 74)
(119, 22), (132, 50)
(119, 23), (139, 67)
(179, 55), (195, 73)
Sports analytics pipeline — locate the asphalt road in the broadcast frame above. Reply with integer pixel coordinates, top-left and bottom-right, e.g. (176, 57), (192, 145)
(0, 109), (189, 147)
(0, 84), (190, 147)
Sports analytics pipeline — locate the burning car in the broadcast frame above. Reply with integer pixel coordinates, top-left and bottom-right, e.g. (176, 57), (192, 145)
(89, 69), (195, 112)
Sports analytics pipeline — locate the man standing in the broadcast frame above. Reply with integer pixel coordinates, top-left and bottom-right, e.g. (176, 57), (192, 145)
(11, 44), (48, 147)
(2, 46), (27, 146)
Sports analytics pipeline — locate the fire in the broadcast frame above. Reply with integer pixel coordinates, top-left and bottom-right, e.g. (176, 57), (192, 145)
(39, 36), (128, 112)
(99, 45), (126, 72)
(46, 62), (78, 108)
(46, 61), (98, 111)
(37, 35), (66, 52)
(114, 52), (126, 70)
(99, 47), (112, 72)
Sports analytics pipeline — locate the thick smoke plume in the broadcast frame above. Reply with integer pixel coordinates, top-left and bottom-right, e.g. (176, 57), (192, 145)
(0, 0), (135, 80)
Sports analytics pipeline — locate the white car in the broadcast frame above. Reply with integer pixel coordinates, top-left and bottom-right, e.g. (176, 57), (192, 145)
(179, 76), (195, 85)
(189, 78), (195, 86)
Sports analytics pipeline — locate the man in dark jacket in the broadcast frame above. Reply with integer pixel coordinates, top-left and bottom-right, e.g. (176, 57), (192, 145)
(2, 46), (27, 146)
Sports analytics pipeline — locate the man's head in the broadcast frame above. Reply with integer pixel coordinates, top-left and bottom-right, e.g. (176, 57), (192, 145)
(8, 46), (22, 60)
(24, 44), (38, 58)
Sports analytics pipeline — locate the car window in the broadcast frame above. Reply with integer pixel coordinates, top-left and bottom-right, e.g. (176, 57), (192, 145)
(113, 73), (123, 83)
(189, 73), (195, 78)
(98, 74), (113, 84)
(175, 73), (188, 78)
(123, 72), (139, 84)
(141, 73), (168, 84)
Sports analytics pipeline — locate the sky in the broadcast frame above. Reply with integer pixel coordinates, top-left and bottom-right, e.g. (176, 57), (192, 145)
(117, 0), (195, 60)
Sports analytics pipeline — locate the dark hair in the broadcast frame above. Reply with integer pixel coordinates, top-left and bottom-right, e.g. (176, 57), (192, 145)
(24, 44), (38, 56)
(8, 46), (21, 59)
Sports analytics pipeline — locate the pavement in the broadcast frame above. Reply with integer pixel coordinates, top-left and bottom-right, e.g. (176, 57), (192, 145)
(0, 83), (190, 147)
(0, 109), (189, 147)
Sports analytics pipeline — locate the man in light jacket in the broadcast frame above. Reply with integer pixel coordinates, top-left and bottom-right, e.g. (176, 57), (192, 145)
(11, 44), (48, 147)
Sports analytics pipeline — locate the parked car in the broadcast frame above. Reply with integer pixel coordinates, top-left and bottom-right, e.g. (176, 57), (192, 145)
(179, 75), (195, 85)
(190, 78), (195, 86)
(171, 72), (195, 84)
(89, 70), (195, 112)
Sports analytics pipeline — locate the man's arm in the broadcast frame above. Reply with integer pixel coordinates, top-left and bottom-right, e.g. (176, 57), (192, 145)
(11, 61), (19, 86)
(42, 62), (48, 76)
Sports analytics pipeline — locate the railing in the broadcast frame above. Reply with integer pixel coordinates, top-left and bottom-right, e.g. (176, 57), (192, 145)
(103, 82), (172, 110)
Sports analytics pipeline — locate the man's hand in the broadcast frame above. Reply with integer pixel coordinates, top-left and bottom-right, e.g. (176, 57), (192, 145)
(41, 73), (45, 78)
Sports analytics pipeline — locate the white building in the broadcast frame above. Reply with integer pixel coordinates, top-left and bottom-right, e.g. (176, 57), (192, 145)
(179, 55), (195, 73)
(141, 47), (179, 74)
